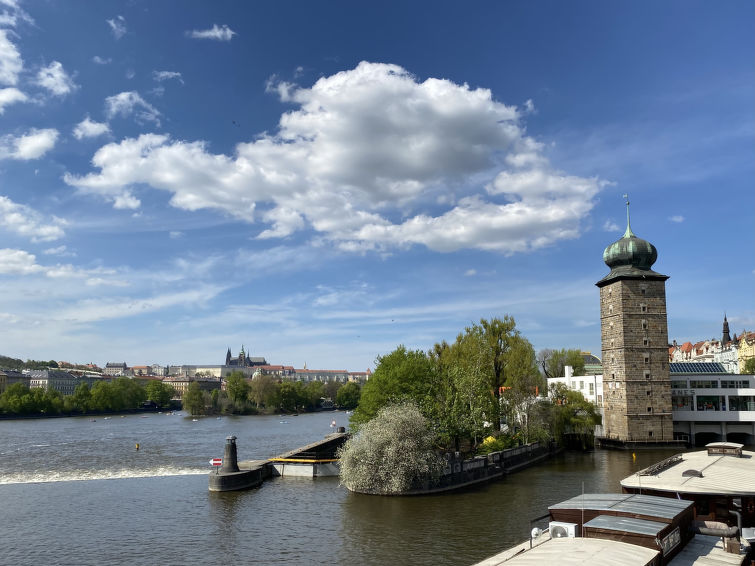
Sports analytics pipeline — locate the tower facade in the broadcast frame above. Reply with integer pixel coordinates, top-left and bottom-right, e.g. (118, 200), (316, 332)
(596, 203), (673, 443)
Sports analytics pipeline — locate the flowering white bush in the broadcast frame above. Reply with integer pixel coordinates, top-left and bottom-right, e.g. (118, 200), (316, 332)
(338, 401), (444, 494)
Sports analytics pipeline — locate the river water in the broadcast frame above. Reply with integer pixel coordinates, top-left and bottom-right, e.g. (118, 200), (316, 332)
(0, 412), (682, 566)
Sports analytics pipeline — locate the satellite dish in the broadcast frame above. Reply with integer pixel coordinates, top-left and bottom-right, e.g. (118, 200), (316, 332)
(531, 527), (542, 539)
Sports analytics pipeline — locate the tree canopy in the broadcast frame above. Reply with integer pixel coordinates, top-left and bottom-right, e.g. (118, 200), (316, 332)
(537, 348), (586, 378)
(351, 345), (434, 428)
(338, 401), (444, 494)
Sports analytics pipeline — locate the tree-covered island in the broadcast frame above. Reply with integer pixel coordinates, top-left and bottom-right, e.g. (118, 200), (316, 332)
(339, 316), (601, 494)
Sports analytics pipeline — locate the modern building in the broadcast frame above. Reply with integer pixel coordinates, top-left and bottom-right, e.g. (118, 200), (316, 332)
(549, 363), (755, 445)
(595, 202), (674, 444)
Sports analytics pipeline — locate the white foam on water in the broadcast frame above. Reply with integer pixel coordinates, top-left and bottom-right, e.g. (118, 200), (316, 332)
(0, 466), (207, 485)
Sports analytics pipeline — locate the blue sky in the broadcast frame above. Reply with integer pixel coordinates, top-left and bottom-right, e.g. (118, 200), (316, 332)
(0, 0), (752, 371)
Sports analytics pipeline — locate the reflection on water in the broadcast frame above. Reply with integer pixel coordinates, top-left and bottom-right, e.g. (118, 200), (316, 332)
(0, 413), (694, 565)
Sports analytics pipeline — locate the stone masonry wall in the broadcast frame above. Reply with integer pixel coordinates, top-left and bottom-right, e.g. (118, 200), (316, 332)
(600, 278), (674, 442)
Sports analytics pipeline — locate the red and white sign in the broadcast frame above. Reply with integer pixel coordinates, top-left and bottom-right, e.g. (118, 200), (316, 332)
(209, 458), (222, 466)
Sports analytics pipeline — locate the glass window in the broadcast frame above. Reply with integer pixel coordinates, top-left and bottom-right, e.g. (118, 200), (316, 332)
(672, 394), (693, 411)
(690, 380), (718, 389)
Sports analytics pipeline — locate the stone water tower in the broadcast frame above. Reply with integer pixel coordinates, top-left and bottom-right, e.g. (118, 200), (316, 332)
(596, 200), (674, 444)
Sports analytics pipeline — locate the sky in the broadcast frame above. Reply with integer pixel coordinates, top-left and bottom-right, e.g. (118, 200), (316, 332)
(0, 1), (753, 371)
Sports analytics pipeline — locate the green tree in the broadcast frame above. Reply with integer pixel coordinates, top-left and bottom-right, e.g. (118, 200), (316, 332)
(335, 382), (361, 409)
(744, 357), (755, 374)
(225, 371), (251, 405)
(429, 334), (495, 451)
(351, 345), (434, 428)
(90, 381), (117, 411)
(338, 401), (444, 494)
(250, 374), (277, 409)
(537, 348), (585, 378)
(303, 380), (325, 410)
(500, 335), (546, 443)
(71, 382), (92, 412)
(145, 380), (175, 408)
(182, 381), (205, 415)
(548, 382), (602, 446)
(277, 381), (304, 412)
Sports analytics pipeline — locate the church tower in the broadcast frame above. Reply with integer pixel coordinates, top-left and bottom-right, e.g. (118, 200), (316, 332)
(596, 199), (673, 443)
(722, 314), (732, 344)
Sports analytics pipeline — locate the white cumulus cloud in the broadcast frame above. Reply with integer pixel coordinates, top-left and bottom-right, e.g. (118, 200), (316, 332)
(0, 248), (43, 274)
(186, 24), (236, 41)
(36, 60), (78, 96)
(0, 128), (59, 160)
(72, 116), (110, 140)
(0, 29), (23, 85)
(105, 91), (160, 126)
(0, 195), (66, 242)
(65, 62), (609, 255)
(0, 86), (26, 113)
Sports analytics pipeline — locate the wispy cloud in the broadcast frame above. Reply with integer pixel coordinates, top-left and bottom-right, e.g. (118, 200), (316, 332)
(603, 219), (620, 232)
(92, 55), (111, 65)
(186, 24), (236, 41)
(669, 215), (685, 223)
(104, 91), (160, 126)
(107, 15), (126, 40)
(0, 195), (66, 242)
(153, 70), (183, 84)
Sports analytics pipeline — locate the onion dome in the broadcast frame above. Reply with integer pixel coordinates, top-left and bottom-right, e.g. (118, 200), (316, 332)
(603, 219), (658, 271)
(596, 199), (667, 287)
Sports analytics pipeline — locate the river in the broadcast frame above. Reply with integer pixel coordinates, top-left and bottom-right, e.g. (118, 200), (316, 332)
(0, 411), (683, 565)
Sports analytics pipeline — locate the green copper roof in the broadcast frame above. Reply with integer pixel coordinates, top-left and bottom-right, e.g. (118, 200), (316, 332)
(596, 200), (668, 287)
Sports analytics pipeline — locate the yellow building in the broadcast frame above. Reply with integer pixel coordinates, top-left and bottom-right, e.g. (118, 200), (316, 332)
(738, 331), (755, 373)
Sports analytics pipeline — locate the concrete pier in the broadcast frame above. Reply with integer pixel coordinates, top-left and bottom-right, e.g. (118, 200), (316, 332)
(208, 436), (264, 492)
(208, 432), (349, 491)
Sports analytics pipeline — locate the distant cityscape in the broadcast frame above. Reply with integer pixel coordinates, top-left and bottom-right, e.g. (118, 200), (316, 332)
(0, 346), (371, 401)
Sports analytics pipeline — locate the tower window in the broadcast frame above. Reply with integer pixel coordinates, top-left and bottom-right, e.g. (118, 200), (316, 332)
(641, 319), (648, 330)
(640, 304), (647, 313)
(644, 370), (651, 380)
(648, 431), (653, 437)
(643, 338), (649, 346)
(641, 287), (647, 296)
(647, 407), (652, 412)
(644, 354), (650, 364)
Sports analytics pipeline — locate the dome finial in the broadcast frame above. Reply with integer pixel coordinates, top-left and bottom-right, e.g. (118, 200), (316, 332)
(623, 193), (634, 237)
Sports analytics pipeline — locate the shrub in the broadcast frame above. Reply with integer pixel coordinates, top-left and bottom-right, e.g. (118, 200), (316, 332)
(338, 401), (444, 494)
